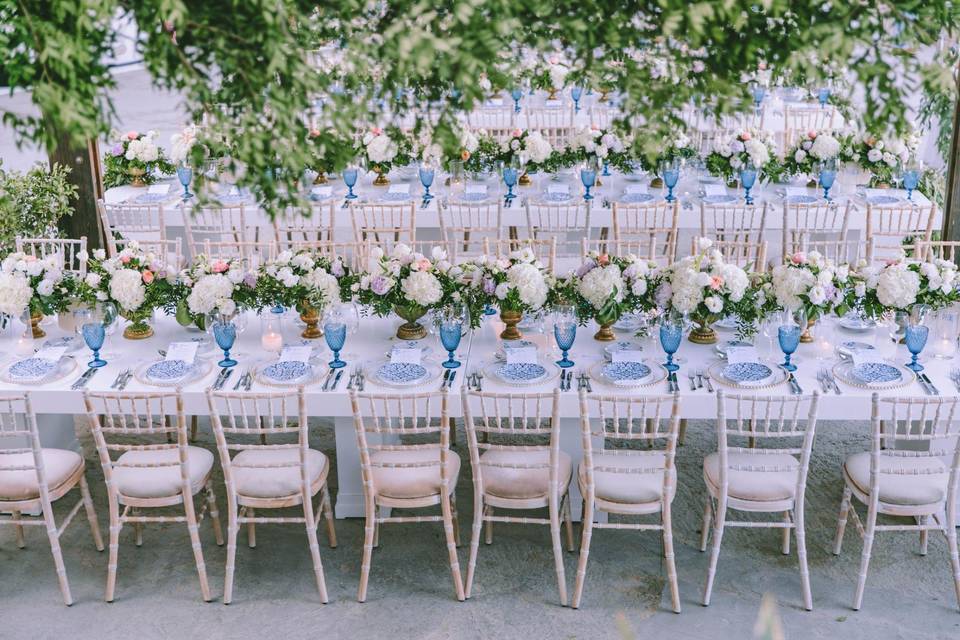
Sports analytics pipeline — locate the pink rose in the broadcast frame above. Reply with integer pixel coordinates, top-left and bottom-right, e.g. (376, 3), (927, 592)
(548, 55), (559, 65)
(211, 260), (229, 273)
(24, 255), (37, 262)
(120, 255), (131, 264)
(511, 128), (523, 138)
(740, 131), (752, 141)
(141, 270), (154, 284)
(791, 252), (807, 265)
(416, 259), (431, 271)
(807, 130), (817, 140)
(597, 254), (609, 266)
(126, 131), (138, 140)
(709, 276), (725, 290)
(758, 61), (768, 70)
(309, 129), (320, 138)
(371, 126), (382, 136)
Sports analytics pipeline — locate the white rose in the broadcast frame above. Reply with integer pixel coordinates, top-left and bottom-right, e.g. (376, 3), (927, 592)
(400, 270), (442, 307)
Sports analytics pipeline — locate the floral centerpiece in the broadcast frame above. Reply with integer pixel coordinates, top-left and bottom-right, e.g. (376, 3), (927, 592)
(103, 129), (175, 188)
(704, 128), (781, 185)
(80, 243), (177, 339)
(497, 129), (553, 180)
(169, 255), (260, 330)
(852, 130), (917, 187)
(258, 250), (355, 339)
(169, 124), (199, 165)
(462, 247), (551, 340)
(460, 129), (501, 175)
(356, 126), (412, 186)
(853, 253), (959, 318)
(770, 251), (852, 341)
(305, 127), (356, 184)
(646, 129), (697, 184)
(782, 129), (847, 182)
(563, 126), (633, 174)
(554, 251), (657, 341)
(526, 54), (569, 99)
(0, 252), (81, 338)
(356, 244), (474, 340)
(654, 238), (750, 344)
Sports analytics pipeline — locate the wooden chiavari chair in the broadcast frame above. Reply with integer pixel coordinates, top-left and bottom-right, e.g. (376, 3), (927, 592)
(201, 239), (277, 267)
(909, 240), (960, 264)
(273, 202), (337, 250)
(83, 390), (223, 602)
(0, 393), (103, 605)
(573, 392), (681, 611)
(350, 202), (416, 248)
(15, 236), (88, 277)
(439, 201), (503, 261)
(791, 237), (873, 266)
(696, 238), (768, 273)
(833, 395), (960, 611)
(97, 200), (166, 256)
(611, 200), (680, 263)
(865, 202), (936, 264)
(699, 201), (768, 246)
(206, 388), (336, 604)
(113, 237), (185, 270)
(525, 200), (591, 268)
(702, 391), (820, 611)
(467, 110), (516, 142)
(580, 238), (670, 266)
(461, 389), (574, 605)
(784, 105), (837, 144)
(184, 204), (251, 258)
(781, 201), (851, 261)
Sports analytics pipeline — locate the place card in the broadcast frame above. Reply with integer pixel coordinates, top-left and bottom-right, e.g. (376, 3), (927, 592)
(703, 184), (728, 197)
(390, 347), (422, 365)
(311, 185), (333, 198)
(785, 186), (808, 198)
(486, 98), (504, 107)
(388, 183), (411, 195)
(611, 349), (644, 363)
(34, 345), (67, 362)
(544, 99), (563, 108)
(726, 345), (760, 364)
(228, 185), (240, 196)
(148, 183), (170, 195)
(625, 184), (649, 194)
(164, 342), (198, 364)
(279, 345), (313, 363)
(547, 183), (570, 195)
(505, 345), (538, 364)
(466, 184), (488, 195)
(851, 349), (882, 367)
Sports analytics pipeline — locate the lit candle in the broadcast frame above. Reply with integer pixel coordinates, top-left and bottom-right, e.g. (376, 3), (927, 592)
(931, 336), (956, 360)
(15, 335), (34, 357)
(261, 331), (283, 353)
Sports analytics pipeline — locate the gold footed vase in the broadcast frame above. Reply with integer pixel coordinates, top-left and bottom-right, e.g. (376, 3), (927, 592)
(127, 167), (147, 188)
(599, 89), (610, 103)
(499, 309), (523, 341)
(313, 171), (328, 185)
(800, 318), (816, 343)
(30, 312), (45, 339)
(372, 166), (390, 186)
(395, 304), (427, 340)
(518, 171), (532, 186)
(593, 322), (616, 342)
(547, 87), (559, 100)
(299, 304), (323, 339)
(650, 176), (663, 188)
(689, 322), (717, 345)
(123, 320), (153, 340)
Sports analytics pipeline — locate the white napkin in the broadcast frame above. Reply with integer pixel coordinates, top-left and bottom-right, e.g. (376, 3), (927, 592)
(851, 349), (883, 367)
(703, 184), (728, 197)
(544, 99), (563, 108)
(611, 350), (644, 363)
(390, 348), (421, 365)
(35, 346), (68, 362)
(505, 346), (538, 364)
(279, 345), (313, 363)
(625, 184), (649, 194)
(388, 183), (411, 195)
(164, 342), (198, 364)
(726, 346), (760, 364)
(487, 98), (504, 107)
(785, 186), (808, 198)
(148, 184), (170, 195)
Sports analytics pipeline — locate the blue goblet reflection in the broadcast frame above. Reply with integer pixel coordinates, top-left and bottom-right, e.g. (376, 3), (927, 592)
(324, 321), (347, 369)
(554, 322), (576, 368)
(213, 319), (238, 368)
(343, 167), (359, 200)
(439, 320), (463, 369)
(580, 167), (597, 201)
(177, 164), (193, 200)
(905, 324), (929, 372)
(82, 323), (107, 368)
(660, 321), (683, 372)
(778, 325), (801, 372)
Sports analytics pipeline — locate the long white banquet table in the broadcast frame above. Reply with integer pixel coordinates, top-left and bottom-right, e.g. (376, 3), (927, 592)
(4, 311), (955, 520)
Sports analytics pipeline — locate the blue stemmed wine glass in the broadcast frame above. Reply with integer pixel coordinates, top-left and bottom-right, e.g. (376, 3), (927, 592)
(343, 164), (359, 200)
(176, 163), (193, 201)
(571, 86), (583, 113)
(817, 87), (831, 109)
(324, 321), (347, 369)
(818, 158), (837, 201)
(659, 310), (684, 373)
(437, 305), (465, 369)
(580, 162), (597, 201)
(74, 305), (110, 368)
(777, 307), (806, 373)
(902, 164), (920, 201)
(602, 160), (611, 177)
(419, 160), (436, 201)
(502, 162), (519, 201)
(212, 315), (238, 368)
(751, 83), (766, 116)
(660, 159), (680, 203)
(553, 305), (577, 368)
(740, 161), (758, 205)
(511, 87), (523, 113)
(904, 305), (929, 372)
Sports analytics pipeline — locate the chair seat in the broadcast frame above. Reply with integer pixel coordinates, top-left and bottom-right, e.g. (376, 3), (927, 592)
(0, 449), (83, 501)
(231, 448), (328, 499)
(480, 450), (572, 500)
(578, 452), (674, 505)
(370, 449), (460, 499)
(113, 446), (213, 499)
(703, 452), (798, 503)
(843, 451), (948, 506)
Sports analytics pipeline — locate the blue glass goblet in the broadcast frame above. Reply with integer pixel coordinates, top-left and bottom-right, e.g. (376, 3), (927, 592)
(324, 321), (347, 369)
(778, 325), (802, 372)
(81, 322), (107, 368)
(905, 323), (929, 372)
(176, 164), (193, 200)
(751, 84), (766, 115)
(439, 320), (463, 369)
(511, 88), (523, 113)
(902, 168), (920, 201)
(661, 160), (681, 202)
(503, 166), (518, 201)
(818, 161), (837, 201)
(602, 160), (611, 177)
(343, 166), (359, 200)
(483, 304), (497, 316)
(213, 319), (238, 368)
(580, 166), (597, 201)
(419, 164), (436, 201)
(554, 322), (577, 368)
(740, 163), (758, 205)
(659, 317), (683, 373)
(571, 86), (583, 113)
(817, 87), (831, 109)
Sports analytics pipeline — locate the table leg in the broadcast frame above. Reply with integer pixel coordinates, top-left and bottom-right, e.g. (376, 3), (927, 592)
(333, 416), (398, 519)
(558, 417), (607, 523)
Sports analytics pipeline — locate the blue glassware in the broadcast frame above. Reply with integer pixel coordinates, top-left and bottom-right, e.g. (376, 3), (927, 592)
(439, 320), (463, 369)
(81, 322), (107, 368)
(483, 304), (497, 316)
(602, 160), (611, 177)
(580, 167), (597, 201)
(659, 321), (683, 373)
(503, 166), (518, 201)
(213, 319), (238, 368)
(902, 168), (920, 201)
(324, 321), (347, 369)
(571, 86), (583, 113)
(661, 162), (680, 203)
(343, 167), (359, 200)
(511, 88), (523, 113)
(751, 85), (766, 115)
(778, 325), (802, 372)
(553, 322), (576, 368)
(819, 165), (837, 201)
(419, 165), (435, 201)
(176, 165), (193, 201)
(817, 87), (831, 108)
(905, 324), (929, 372)
(740, 164), (758, 205)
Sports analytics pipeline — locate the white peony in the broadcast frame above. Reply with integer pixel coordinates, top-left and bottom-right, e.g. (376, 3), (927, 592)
(303, 268), (341, 304)
(0, 272), (33, 317)
(523, 131), (553, 163)
(809, 133), (840, 160)
(876, 264), (920, 309)
(771, 264), (816, 310)
(867, 148), (883, 163)
(110, 268), (147, 312)
(507, 262), (548, 310)
(366, 134), (398, 164)
(400, 270), (442, 307)
(704, 295), (723, 314)
(187, 273), (234, 315)
(578, 264), (624, 310)
(794, 149), (808, 163)
(744, 139), (769, 166)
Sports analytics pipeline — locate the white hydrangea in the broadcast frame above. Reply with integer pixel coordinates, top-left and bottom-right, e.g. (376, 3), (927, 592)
(578, 264), (624, 310)
(876, 263), (920, 309)
(771, 264), (816, 310)
(507, 262), (548, 310)
(523, 131), (553, 163)
(303, 268), (341, 304)
(400, 270), (442, 307)
(365, 133), (398, 164)
(109, 268), (147, 312)
(187, 273), (235, 315)
(809, 133), (840, 160)
(0, 272), (33, 317)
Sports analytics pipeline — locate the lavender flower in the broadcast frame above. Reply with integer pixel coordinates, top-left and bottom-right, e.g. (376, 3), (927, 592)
(575, 259), (597, 278)
(371, 275), (392, 296)
(330, 259), (345, 277)
(243, 272), (258, 288)
(111, 143), (125, 157)
(482, 277), (496, 295)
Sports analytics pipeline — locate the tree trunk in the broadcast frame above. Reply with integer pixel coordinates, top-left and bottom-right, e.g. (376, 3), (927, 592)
(48, 134), (105, 250)
(942, 71), (960, 266)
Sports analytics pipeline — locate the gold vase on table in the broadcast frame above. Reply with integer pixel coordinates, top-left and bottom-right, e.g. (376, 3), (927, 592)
(127, 167), (147, 188)
(518, 171), (532, 186)
(394, 304), (428, 340)
(593, 307), (621, 342)
(547, 87), (559, 100)
(313, 171), (328, 185)
(688, 313), (718, 345)
(499, 309), (524, 341)
(800, 317), (816, 343)
(29, 312), (45, 339)
(372, 165), (390, 186)
(299, 302), (323, 339)
(122, 317), (154, 340)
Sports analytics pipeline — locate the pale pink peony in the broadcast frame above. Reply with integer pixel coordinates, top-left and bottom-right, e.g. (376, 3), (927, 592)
(709, 275), (725, 290)
(141, 270), (154, 284)
(126, 131), (138, 140)
(211, 261), (229, 273)
(791, 252), (807, 265)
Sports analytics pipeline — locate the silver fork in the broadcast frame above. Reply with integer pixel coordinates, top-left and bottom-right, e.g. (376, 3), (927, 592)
(950, 369), (960, 393)
(687, 371), (698, 391)
(697, 369), (714, 393)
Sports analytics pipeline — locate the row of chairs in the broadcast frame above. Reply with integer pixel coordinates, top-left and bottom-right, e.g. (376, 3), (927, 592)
(3, 389), (959, 613)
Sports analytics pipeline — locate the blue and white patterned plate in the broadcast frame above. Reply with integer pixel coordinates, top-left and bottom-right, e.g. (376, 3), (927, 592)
(785, 194), (819, 204)
(601, 361), (652, 384)
(496, 362), (548, 382)
(866, 195), (902, 205)
(603, 341), (642, 361)
(837, 341), (876, 359)
(722, 362), (774, 385)
(376, 362), (429, 385)
(8, 358), (57, 382)
(263, 360), (312, 383)
(134, 191), (174, 204)
(146, 359), (193, 382)
(543, 191), (573, 202)
(851, 362), (902, 384)
(381, 191), (413, 202)
(459, 191), (489, 202)
(702, 194), (738, 204)
(620, 192), (655, 204)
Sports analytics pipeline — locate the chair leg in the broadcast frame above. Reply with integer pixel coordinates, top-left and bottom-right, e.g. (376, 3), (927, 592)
(373, 508), (381, 549)
(184, 494), (212, 602)
(484, 505), (493, 545)
(79, 476), (104, 551)
(795, 506), (812, 611)
(105, 498), (122, 602)
(663, 505), (682, 614)
(223, 498), (239, 605)
(450, 493), (461, 547)
(945, 515), (960, 612)
(133, 508), (143, 547)
(303, 496), (329, 604)
(677, 419), (687, 447)
(833, 485), (853, 555)
(549, 500), (568, 606)
(320, 484), (337, 548)
(571, 495), (594, 609)
(12, 510), (25, 548)
(562, 494), (575, 552)
(781, 511), (791, 556)
(439, 489), (465, 602)
(465, 496), (484, 599)
(853, 501), (878, 611)
(357, 502), (377, 602)
(206, 480), (224, 546)
(190, 415), (199, 442)
(699, 494), (713, 552)
(247, 507), (256, 548)
(919, 515), (929, 556)
(702, 498), (727, 606)
(41, 502), (72, 606)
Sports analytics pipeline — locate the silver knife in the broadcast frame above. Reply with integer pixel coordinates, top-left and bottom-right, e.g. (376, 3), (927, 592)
(244, 371), (253, 391)
(330, 369), (344, 390)
(232, 369), (246, 390)
(211, 367), (228, 390)
(584, 373), (592, 393)
(321, 368), (336, 391)
(447, 370), (457, 389)
(215, 368), (234, 390)
(441, 369), (450, 389)
(920, 373), (939, 395)
(117, 370), (133, 390)
(71, 367), (97, 390)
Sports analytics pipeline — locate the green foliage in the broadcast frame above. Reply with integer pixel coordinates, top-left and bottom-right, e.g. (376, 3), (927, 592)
(919, 46), (959, 159)
(0, 161), (77, 250)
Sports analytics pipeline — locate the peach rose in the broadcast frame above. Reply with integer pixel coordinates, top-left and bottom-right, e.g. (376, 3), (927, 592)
(371, 126), (382, 136)
(211, 261), (229, 273)
(309, 128), (321, 138)
(461, 150), (471, 161)
(126, 131), (138, 140)
(597, 254), (610, 266)
(511, 128), (523, 138)
(120, 255), (132, 264)
(416, 259), (432, 271)
(791, 252), (807, 265)
(141, 270), (154, 284)
(807, 130), (817, 139)
(740, 131), (752, 141)
(709, 275), (725, 290)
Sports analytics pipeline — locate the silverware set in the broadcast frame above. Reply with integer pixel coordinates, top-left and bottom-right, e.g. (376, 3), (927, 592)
(321, 368), (344, 391)
(232, 369), (254, 391)
(440, 369), (458, 389)
(665, 371), (679, 393)
(949, 369), (960, 393)
(816, 369), (843, 395)
(212, 367), (234, 390)
(71, 367), (99, 390)
(778, 365), (804, 395)
(575, 372), (592, 393)
(110, 369), (133, 390)
(917, 371), (940, 396)
(467, 370), (484, 391)
(346, 367), (366, 391)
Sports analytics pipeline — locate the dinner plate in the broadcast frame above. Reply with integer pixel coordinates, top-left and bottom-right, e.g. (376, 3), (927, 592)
(458, 191), (489, 202)
(484, 358), (560, 387)
(851, 361), (902, 384)
(702, 194), (738, 204)
(832, 359), (914, 390)
(136, 358), (214, 387)
(866, 195), (903, 205)
(600, 361), (652, 385)
(542, 191), (573, 202)
(722, 362), (773, 386)
(785, 194), (819, 204)
(619, 193), (655, 204)
(1, 356), (76, 385)
(261, 360), (314, 384)
(373, 361), (434, 387)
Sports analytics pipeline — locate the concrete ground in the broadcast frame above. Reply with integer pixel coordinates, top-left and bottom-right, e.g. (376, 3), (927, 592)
(2, 417), (960, 640)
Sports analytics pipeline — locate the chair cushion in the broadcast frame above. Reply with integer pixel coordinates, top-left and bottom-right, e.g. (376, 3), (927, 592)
(370, 449), (460, 499)
(703, 452), (799, 502)
(843, 451), (948, 506)
(0, 449), (83, 501)
(113, 446), (213, 499)
(231, 448), (328, 499)
(578, 452), (675, 505)
(480, 450), (572, 500)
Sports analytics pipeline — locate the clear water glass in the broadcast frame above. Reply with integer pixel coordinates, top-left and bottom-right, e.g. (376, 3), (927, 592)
(343, 166), (359, 199)
(324, 321), (347, 369)
(177, 164), (193, 200)
(81, 322), (107, 368)
(212, 318), (238, 368)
